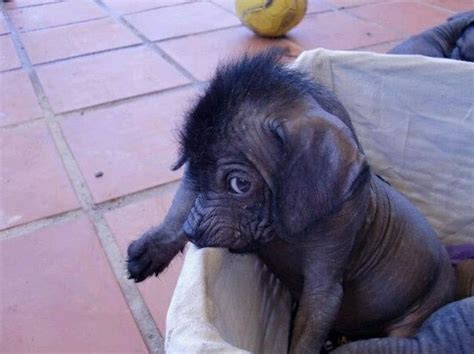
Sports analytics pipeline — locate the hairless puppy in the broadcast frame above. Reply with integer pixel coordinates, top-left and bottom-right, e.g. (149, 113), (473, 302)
(127, 50), (461, 353)
(127, 11), (474, 354)
(389, 11), (474, 61)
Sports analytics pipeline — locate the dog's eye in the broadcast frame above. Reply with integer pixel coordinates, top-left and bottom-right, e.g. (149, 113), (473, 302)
(229, 177), (251, 195)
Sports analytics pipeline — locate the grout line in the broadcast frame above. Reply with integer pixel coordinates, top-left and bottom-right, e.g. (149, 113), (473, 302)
(113, 0), (195, 16)
(414, 0), (456, 14)
(0, 115), (45, 130)
(2, 22), (93, 213)
(306, 9), (339, 15)
(27, 22), (244, 70)
(351, 39), (405, 51)
(93, 0), (198, 84)
(355, 37), (404, 49)
(331, 1), (380, 10)
(3, 0), (63, 11)
(208, 0), (235, 15)
(0, 209), (84, 240)
(14, 26), (245, 71)
(95, 179), (182, 214)
(9, 13), (108, 34)
(1, 7), (165, 354)
(0, 178), (182, 239)
(89, 212), (165, 354)
(152, 23), (243, 44)
(0, 82), (202, 132)
(57, 81), (199, 116)
(0, 65), (22, 74)
(30, 42), (145, 68)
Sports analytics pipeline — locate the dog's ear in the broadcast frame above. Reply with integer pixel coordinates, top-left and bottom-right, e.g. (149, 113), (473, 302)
(271, 110), (369, 239)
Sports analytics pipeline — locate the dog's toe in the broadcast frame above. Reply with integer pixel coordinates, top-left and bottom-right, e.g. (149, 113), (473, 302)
(127, 240), (155, 282)
(126, 236), (180, 282)
(127, 257), (153, 282)
(127, 239), (147, 259)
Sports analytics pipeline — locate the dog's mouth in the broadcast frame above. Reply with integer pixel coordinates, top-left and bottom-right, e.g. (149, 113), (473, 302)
(184, 221), (256, 251)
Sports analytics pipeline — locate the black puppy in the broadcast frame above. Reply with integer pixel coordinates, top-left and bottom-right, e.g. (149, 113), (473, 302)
(127, 51), (455, 353)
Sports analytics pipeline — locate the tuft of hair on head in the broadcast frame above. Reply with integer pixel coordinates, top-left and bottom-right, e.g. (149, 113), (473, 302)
(172, 47), (311, 171)
(171, 47), (355, 172)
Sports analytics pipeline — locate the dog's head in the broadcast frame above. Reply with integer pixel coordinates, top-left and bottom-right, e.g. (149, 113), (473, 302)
(174, 50), (369, 251)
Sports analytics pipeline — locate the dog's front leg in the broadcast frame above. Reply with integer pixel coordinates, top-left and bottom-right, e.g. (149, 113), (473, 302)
(127, 170), (197, 282)
(290, 281), (343, 354)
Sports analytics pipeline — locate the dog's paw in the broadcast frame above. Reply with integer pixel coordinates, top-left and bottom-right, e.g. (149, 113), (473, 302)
(127, 234), (181, 282)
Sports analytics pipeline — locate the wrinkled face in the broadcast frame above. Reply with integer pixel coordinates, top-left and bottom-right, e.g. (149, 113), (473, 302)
(180, 95), (367, 252)
(184, 159), (271, 252)
(183, 132), (275, 253)
(176, 51), (367, 252)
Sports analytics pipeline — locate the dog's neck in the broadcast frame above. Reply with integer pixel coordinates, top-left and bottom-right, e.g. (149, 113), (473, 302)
(257, 176), (373, 299)
(344, 176), (398, 282)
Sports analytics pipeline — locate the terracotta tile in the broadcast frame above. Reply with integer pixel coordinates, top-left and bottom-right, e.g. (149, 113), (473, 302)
(9, 0), (106, 32)
(21, 17), (141, 64)
(0, 217), (148, 353)
(357, 40), (403, 53)
(0, 35), (21, 71)
(0, 70), (42, 126)
(125, 2), (240, 41)
(0, 122), (79, 230)
(0, 14), (9, 35)
(61, 87), (196, 203)
(36, 46), (190, 113)
(103, 0), (192, 14)
(328, 0), (385, 9)
(160, 26), (303, 81)
(105, 182), (184, 333)
(426, 0), (474, 12)
(348, 1), (452, 35)
(216, 0), (334, 14)
(307, 0), (336, 13)
(4, 0), (59, 9)
(287, 11), (402, 50)
(211, 0), (236, 13)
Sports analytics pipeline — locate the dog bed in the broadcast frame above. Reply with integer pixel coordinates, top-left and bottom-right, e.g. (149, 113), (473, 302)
(165, 49), (474, 353)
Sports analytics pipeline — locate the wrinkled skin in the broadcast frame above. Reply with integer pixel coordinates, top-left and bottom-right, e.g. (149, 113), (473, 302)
(127, 52), (457, 353)
(389, 11), (474, 61)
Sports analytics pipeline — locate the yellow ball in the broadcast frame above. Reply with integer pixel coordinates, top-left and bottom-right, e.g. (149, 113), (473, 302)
(235, 0), (307, 38)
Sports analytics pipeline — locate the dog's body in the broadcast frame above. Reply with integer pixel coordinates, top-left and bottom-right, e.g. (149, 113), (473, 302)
(259, 176), (454, 342)
(127, 50), (456, 353)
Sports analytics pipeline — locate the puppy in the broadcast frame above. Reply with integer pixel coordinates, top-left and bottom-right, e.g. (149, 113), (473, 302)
(127, 50), (455, 353)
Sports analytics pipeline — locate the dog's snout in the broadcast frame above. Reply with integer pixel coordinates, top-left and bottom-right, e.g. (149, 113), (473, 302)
(183, 207), (202, 241)
(183, 217), (197, 239)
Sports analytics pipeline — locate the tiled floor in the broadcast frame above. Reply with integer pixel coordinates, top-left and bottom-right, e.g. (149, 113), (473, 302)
(0, 0), (462, 352)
